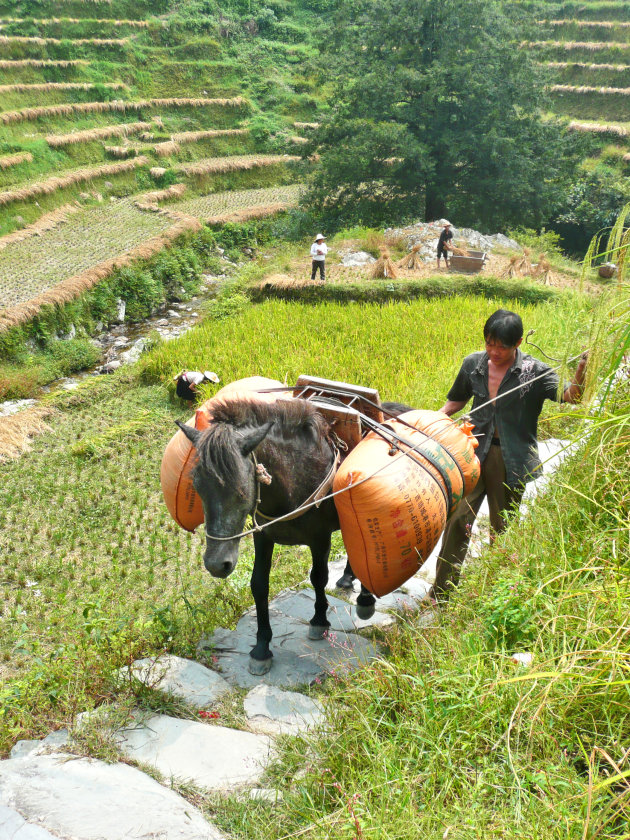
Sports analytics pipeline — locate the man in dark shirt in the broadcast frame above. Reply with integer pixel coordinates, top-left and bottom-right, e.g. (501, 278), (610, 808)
(437, 220), (453, 268)
(432, 309), (587, 598)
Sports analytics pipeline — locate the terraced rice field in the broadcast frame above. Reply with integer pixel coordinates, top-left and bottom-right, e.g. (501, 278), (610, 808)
(0, 185), (301, 312)
(0, 200), (174, 309)
(170, 183), (301, 219)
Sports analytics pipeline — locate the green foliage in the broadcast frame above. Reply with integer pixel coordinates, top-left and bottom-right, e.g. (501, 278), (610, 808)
(506, 226), (564, 257)
(47, 338), (101, 377)
(305, 0), (581, 230)
(554, 170), (630, 255)
(478, 575), (536, 649)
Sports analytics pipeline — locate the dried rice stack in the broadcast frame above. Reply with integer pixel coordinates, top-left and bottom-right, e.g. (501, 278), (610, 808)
(532, 253), (553, 285)
(371, 246), (398, 279)
(504, 255), (520, 278)
(397, 243), (423, 270)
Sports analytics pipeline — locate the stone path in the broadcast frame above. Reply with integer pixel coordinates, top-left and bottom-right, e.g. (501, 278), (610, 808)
(0, 439), (569, 839)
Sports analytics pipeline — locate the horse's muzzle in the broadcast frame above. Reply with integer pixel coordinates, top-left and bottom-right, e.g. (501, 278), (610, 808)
(205, 559), (235, 578)
(204, 545), (238, 578)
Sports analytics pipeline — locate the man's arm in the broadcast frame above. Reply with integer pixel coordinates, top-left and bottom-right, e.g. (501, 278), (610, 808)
(440, 399), (467, 416)
(562, 352), (588, 404)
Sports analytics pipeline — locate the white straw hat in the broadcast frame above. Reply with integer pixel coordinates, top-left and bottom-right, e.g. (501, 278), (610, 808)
(315, 233), (326, 240)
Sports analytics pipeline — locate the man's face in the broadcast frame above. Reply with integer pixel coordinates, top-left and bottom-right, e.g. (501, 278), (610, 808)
(484, 337), (521, 366)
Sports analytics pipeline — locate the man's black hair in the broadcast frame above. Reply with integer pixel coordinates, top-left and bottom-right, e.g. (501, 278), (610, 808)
(483, 309), (523, 347)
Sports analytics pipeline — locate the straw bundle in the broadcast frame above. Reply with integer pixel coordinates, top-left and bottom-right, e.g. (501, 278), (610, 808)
(0, 405), (57, 463)
(46, 121), (151, 147)
(0, 16), (150, 26)
(504, 255), (520, 279)
(550, 84), (630, 95)
(290, 135), (309, 144)
(204, 202), (290, 225)
(523, 40), (630, 51)
(153, 140), (180, 157)
(532, 253), (553, 284)
(623, 152), (630, 162)
(170, 128), (248, 143)
(0, 59), (89, 67)
(0, 82), (127, 93)
(540, 61), (629, 71)
(0, 35), (128, 45)
(1, 97), (247, 126)
(294, 122), (319, 129)
(259, 273), (305, 289)
(370, 247), (398, 279)
(150, 167), (167, 178)
(541, 20), (630, 29)
(397, 243), (424, 270)
(178, 154), (299, 176)
(103, 145), (136, 158)
(515, 247), (533, 276)
(0, 217), (201, 333)
(0, 157), (148, 207)
(502, 249), (534, 279)
(568, 120), (629, 137)
(0, 151), (33, 170)
(134, 182), (187, 211)
(450, 245), (470, 256)
(0, 204), (80, 252)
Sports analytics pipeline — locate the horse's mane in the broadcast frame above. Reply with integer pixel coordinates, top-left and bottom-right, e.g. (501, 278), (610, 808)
(196, 398), (329, 490)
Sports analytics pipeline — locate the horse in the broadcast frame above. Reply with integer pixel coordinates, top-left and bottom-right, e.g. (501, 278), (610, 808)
(176, 396), (410, 675)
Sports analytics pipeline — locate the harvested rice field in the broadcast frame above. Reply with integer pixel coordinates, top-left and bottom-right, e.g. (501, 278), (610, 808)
(0, 199), (174, 310)
(0, 185), (301, 313)
(170, 183), (301, 218)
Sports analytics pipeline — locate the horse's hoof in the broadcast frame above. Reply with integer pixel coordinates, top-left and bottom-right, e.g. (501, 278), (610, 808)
(335, 573), (355, 590)
(248, 656), (273, 675)
(308, 624), (329, 640)
(355, 603), (376, 620)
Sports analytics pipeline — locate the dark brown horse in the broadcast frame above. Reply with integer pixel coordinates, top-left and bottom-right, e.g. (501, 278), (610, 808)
(177, 397), (408, 675)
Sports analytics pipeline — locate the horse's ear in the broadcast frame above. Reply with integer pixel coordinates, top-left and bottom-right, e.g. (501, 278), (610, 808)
(175, 419), (202, 448)
(239, 421), (273, 456)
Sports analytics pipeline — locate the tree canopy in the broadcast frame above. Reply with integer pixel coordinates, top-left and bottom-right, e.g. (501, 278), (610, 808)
(304, 0), (580, 231)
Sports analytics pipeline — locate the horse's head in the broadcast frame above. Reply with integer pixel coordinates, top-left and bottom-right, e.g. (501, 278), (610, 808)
(176, 417), (273, 578)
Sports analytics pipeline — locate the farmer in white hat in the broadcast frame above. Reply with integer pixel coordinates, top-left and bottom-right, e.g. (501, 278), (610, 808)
(437, 220), (453, 269)
(174, 370), (219, 401)
(310, 233), (327, 283)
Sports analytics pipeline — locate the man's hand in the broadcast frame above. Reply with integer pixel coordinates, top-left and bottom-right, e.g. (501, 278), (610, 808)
(563, 350), (588, 403)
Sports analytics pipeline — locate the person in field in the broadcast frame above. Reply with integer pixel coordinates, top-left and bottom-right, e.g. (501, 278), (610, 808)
(310, 233), (327, 282)
(175, 370), (219, 401)
(436, 220), (453, 268)
(433, 309), (588, 599)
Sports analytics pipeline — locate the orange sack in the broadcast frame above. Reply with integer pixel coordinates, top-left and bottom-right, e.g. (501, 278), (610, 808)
(333, 410), (480, 597)
(160, 376), (285, 531)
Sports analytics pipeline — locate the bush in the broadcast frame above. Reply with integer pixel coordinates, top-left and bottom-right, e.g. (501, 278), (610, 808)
(47, 339), (101, 378)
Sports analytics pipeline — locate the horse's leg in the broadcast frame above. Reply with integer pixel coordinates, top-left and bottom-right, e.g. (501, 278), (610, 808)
(356, 584), (376, 620)
(249, 532), (274, 675)
(335, 559), (356, 590)
(308, 534), (332, 640)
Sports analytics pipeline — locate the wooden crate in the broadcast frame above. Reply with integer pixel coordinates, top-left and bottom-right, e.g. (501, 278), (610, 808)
(449, 254), (485, 274)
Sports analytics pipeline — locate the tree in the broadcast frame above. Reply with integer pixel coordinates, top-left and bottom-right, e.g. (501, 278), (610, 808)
(304, 0), (580, 230)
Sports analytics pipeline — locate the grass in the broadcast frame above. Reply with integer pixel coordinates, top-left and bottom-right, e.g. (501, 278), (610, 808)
(0, 288), (599, 756)
(201, 296), (629, 840)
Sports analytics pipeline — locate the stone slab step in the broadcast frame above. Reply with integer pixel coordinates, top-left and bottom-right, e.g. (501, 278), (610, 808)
(118, 653), (230, 708)
(244, 684), (324, 735)
(203, 611), (380, 689)
(114, 713), (273, 790)
(0, 752), (224, 839)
